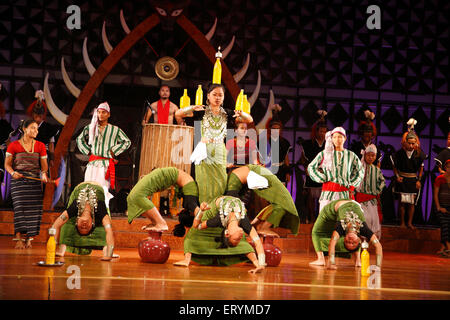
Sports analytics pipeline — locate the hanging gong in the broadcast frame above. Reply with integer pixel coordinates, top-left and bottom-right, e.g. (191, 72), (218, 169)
(155, 56), (179, 81)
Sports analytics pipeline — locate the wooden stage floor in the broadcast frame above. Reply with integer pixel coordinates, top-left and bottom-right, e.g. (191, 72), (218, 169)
(0, 237), (449, 301)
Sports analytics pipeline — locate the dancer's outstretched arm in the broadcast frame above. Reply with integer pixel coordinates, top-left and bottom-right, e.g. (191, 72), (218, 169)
(248, 228), (266, 274)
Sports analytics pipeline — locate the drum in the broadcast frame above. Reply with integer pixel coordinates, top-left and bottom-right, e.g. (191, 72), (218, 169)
(139, 123), (194, 177)
(139, 124), (194, 216)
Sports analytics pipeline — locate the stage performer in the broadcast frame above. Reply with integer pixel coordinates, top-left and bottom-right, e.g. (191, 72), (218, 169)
(309, 199), (383, 270)
(225, 165), (299, 237)
(391, 119), (427, 229)
(76, 102), (130, 193)
(4, 119), (48, 249)
(174, 83), (254, 267)
(263, 113), (292, 185)
(142, 85), (181, 125)
(433, 159), (450, 257)
(350, 109), (382, 166)
(174, 195), (266, 274)
(127, 167), (200, 232)
(51, 181), (115, 260)
(226, 119), (259, 170)
(435, 132), (450, 174)
(300, 110), (328, 223)
(355, 144), (385, 239)
(307, 127), (364, 212)
(26, 90), (60, 166)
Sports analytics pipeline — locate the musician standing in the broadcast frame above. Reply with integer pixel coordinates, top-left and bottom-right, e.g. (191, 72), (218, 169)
(142, 85), (181, 125)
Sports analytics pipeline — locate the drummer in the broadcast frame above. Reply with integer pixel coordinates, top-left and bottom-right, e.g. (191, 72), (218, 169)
(141, 85), (183, 215)
(142, 85), (182, 125)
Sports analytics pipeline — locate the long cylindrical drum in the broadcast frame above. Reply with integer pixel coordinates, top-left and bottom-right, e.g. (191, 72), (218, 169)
(139, 123), (194, 177)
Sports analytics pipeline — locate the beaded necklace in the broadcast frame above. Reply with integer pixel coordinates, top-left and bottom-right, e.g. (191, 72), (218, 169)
(202, 106), (227, 143)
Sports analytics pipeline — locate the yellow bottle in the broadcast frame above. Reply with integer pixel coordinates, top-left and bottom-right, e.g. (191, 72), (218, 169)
(195, 85), (203, 106)
(212, 47), (222, 84)
(180, 89), (190, 109)
(235, 89), (244, 111)
(243, 94), (250, 114)
(361, 240), (370, 277)
(46, 228), (56, 265)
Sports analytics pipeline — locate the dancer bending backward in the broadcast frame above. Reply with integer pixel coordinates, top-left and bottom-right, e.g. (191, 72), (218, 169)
(310, 199), (383, 269)
(127, 167), (199, 232)
(175, 84), (255, 267)
(308, 127), (364, 212)
(51, 181), (115, 260)
(226, 165), (299, 237)
(175, 196), (266, 274)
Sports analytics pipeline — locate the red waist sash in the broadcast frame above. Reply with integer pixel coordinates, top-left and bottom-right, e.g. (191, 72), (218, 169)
(89, 155), (116, 189)
(355, 192), (377, 203)
(322, 182), (355, 199)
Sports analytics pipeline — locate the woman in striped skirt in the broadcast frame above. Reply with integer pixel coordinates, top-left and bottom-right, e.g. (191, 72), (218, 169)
(4, 119), (48, 249)
(433, 159), (450, 257)
(307, 127), (364, 212)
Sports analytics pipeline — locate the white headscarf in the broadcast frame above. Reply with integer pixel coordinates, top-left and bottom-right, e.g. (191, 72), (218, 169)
(321, 127), (346, 171)
(361, 143), (377, 171)
(89, 102), (110, 146)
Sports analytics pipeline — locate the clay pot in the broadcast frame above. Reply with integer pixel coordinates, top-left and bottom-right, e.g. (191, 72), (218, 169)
(138, 230), (171, 263)
(262, 235), (282, 267)
(249, 234), (282, 267)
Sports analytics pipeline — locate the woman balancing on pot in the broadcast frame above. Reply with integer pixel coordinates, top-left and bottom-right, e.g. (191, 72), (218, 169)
(174, 82), (258, 268)
(225, 165), (300, 238)
(127, 167), (200, 232)
(4, 119), (48, 249)
(174, 195), (266, 274)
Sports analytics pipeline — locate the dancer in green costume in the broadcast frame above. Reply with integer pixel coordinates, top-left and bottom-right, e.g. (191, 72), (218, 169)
(174, 196), (266, 273)
(174, 84), (255, 266)
(226, 165), (299, 237)
(127, 167), (199, 232)
(309, 199), (383, 270)
(51, 181), (115, 260)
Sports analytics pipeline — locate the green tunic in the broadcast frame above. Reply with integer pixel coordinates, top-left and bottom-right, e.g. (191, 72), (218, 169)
(127, 167), (180, 223)
(227, 164), (300, 235)
(307, 149), (364, 201)
(311, 200), (366, 258)
(59, 182), (109, 255)
(184, 196), (254, 266)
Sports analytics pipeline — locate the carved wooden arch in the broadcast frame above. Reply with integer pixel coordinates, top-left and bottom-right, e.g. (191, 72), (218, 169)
(44, 13), (242, 209)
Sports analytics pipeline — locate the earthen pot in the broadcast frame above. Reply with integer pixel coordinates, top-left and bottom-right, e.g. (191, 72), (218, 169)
(138, 230), (170, 263)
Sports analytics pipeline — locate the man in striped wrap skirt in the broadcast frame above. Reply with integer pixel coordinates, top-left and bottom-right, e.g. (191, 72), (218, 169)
(307, 127), (364, 213)
(76, 102), (131, 197)
(355, 144), (385, 239)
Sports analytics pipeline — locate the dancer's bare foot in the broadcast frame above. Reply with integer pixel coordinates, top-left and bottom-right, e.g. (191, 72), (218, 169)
(25, 238), (33, 248)
(407, 224), (416, 230)
(14, 240), (25, 249)
(145, 224), (169, 232)
(173, 259), (190, 267)
(399, 223), (407, 229)
(309, 259), (325, 266)
(141, 223), (155, 230)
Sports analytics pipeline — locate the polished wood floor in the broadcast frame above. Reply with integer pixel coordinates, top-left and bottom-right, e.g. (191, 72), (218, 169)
(0, 236), (449, 300)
